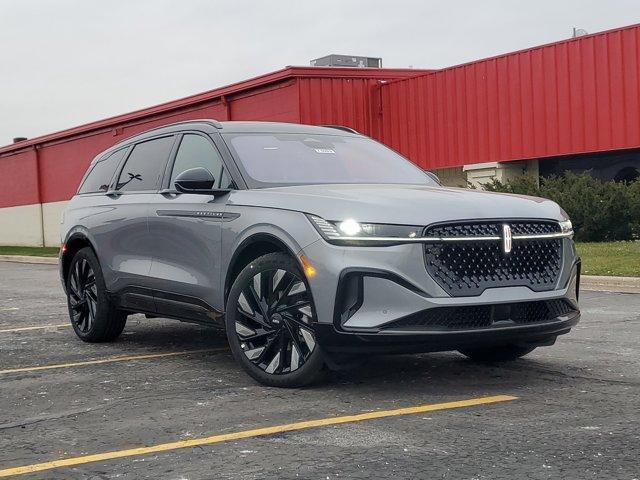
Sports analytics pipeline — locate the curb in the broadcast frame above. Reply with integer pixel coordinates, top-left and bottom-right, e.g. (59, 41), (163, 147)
(581, 275), (640, 294)
(1, 255), (639, 293)
(0, 255), (58, 265)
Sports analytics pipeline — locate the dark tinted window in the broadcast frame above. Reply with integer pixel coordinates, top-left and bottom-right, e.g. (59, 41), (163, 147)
(224, 133), (432, 187)
(79, 148), (127, 194)
(169, 134), (227, 188)
(116, 136), (175, 191)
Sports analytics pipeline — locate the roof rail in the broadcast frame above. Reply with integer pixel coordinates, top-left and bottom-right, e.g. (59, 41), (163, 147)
(320, 124), (359, 134)
(110, 119), (223, 149)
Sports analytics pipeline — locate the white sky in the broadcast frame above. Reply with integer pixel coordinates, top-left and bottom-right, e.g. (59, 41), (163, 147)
(1, 0), (639, 145)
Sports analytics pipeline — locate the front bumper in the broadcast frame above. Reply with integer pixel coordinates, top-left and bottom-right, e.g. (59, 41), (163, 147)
(300, 238), (580, 354)
(314, 310), (580, 354)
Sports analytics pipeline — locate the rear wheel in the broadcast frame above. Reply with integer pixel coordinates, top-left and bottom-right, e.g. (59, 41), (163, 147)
(66, 247), (127, 342)
(459, 345), (536, 361)
(225, 253), (324, 387)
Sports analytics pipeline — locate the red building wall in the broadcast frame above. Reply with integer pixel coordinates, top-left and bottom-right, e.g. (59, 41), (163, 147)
(379, 23), (640, 169)
(0, 148), (40, 207)
(0, 67), (422, 210)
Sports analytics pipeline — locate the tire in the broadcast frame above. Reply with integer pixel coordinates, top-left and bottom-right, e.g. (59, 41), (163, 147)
(459, 345), (536, 362)
(225, 252), (325, 388)
(66, 247), (127, 342)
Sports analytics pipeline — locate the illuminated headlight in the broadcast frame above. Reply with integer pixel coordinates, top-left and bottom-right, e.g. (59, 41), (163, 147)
(338, 219), (362, 236)
(559, 219), (573, 236)
(307, 215), (421, 245)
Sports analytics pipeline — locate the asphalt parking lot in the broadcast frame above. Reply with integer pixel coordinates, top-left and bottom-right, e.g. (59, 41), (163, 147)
(0, 261), (638, 479)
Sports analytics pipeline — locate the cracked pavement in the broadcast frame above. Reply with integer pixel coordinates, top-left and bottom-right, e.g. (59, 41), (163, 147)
(0, 261), (638, 479)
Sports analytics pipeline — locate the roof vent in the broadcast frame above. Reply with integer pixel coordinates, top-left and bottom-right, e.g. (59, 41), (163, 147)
(13, 137), (28, 143)
(311, 54), (382, 68)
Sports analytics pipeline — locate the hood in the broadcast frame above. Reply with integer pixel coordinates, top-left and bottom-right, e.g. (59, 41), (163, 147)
(227, 184), (566, 225)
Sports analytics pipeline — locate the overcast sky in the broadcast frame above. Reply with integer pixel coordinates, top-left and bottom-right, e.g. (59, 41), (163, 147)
(1, 0), (639, 145)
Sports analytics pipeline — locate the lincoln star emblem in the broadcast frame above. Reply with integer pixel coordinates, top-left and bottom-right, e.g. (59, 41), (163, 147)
(502, 224), (513, 254)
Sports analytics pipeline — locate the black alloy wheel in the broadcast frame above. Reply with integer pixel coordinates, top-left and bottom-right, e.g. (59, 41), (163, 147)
(226, 252), (324, 387)
(66, 247), (127, 342)
(68, 257), (98, 333)
(235, 267), (316, 374)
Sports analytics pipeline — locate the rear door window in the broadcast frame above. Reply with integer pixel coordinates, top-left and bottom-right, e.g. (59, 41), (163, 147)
(79, 148), (127, 194)
(116, 136), (175, 192)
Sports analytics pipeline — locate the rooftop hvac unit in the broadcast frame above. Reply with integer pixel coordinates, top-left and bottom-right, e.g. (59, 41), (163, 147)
(311, 54), (382, 68)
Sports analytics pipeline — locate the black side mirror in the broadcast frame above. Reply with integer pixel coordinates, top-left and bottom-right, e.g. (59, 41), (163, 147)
(174, 167), (216, 193)
(425, 171), (442, 186)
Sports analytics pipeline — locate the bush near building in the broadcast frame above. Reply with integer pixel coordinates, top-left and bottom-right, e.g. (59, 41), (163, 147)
(481, 172), (640, 242)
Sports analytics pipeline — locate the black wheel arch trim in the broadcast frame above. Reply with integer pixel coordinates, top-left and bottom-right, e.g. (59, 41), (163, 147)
(60, 228), (100, 293)
(224, 232), (304, 305)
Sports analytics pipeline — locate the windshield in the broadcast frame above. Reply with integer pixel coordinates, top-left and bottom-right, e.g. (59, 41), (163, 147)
(223, 133), (435, 187)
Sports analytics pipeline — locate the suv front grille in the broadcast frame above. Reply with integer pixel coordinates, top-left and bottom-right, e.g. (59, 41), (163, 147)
(382, 299), (576, 331)
(424, 220), (563, 297)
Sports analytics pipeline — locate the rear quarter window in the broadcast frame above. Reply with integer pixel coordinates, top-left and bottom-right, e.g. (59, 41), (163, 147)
(78, 148), (127, 194)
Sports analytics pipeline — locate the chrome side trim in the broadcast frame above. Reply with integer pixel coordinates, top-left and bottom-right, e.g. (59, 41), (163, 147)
(156, 210), (240, 222)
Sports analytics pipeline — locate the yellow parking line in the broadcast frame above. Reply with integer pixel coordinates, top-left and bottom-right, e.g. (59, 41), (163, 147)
(0, 348), (228, 375)
(0, 394), (517, 477)
(0, 324), (70, 333)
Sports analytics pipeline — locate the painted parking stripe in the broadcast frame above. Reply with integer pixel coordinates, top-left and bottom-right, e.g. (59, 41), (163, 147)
(0, 394), (516, 477)
(0, 348), (229, 375)
(0, 324), (69, 333)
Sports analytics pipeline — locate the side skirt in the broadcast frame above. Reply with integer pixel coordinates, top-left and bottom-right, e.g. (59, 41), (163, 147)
(108, 286), (224, 327)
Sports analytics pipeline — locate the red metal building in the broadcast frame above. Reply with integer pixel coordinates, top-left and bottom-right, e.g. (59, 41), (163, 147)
(378, 22), (640, 184)
(1, 23), (640, 246)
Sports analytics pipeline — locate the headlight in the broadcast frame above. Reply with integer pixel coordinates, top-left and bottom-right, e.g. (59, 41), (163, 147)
(307, 215), (421, 245)
(559, 219), (573, 236)
(338, 219), (362, 236)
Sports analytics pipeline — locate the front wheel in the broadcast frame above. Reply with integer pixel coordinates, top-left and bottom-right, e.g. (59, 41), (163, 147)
(225, 253), (325, 388)
(459, 345), (536, 361)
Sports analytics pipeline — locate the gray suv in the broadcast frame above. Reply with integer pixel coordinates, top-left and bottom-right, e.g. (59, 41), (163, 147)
(60, 120), (580, 387)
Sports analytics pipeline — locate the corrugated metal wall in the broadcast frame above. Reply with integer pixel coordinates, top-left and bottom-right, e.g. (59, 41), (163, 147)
(379, 24), (640, 169)
(0, 68), (423, 210)
(298, 77), (381, 135)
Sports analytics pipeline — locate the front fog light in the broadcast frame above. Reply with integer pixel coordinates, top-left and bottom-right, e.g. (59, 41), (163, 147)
(338, 219), (362, 236)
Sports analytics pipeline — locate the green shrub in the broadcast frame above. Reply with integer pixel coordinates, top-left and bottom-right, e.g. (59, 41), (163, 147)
(630, 179), (640, 238)
(481, 172), (640, 242)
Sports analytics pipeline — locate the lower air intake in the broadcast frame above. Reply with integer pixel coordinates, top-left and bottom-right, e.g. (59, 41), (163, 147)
(381, 299), (576, 331)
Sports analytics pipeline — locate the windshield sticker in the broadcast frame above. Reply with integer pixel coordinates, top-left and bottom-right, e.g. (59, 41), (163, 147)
(314, 148), (335, 154)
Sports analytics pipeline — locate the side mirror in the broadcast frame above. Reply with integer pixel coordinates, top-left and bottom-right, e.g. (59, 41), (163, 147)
(425, 171), (442, 186)
(174, 167), (215, 193)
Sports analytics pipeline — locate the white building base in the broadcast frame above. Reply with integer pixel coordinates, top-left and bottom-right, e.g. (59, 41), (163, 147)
(0, 200), (68, 247)
(0, 204), (44, 247)
(42, 201), (68, 247)
(464, 160), (539, 188)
